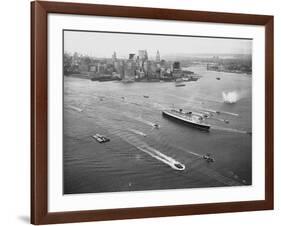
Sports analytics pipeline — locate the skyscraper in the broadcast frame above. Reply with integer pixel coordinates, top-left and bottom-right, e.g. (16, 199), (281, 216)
(156, 50), (160, 62)
(138, 50), (148, 61)
(112, 51), (117, 61)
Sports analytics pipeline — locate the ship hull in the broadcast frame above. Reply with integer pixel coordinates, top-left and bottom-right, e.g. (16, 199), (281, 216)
(162, 111), (210, 131)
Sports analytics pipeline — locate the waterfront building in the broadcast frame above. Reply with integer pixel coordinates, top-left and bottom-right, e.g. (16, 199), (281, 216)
(89, 65), (96, 72)
(172, 61), (182, 78)
(143, 60), (148, 77)
(139, 71), (145, 79)
(160, 59), (166, 67)
(119, 60), (125, 79)
(173, 61), (181, 70)
(129, 53), (136, 61)
(124, 58), (137, 80)
(160, 67), (166, 79)
(113, 61), (120, 73)
(144, 61), (159, 80)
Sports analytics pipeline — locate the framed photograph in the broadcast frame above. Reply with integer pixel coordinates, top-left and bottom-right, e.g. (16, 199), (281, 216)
(31, 1), (274, 224)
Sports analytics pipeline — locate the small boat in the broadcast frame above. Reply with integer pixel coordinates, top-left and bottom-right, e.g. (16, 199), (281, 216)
(92, 134), (110, 143)
(152, 123), (160, 129)
(203, 153), (215, 163)
(216, 77), (221, 80)
(173, 162), (185, 170)
(143, 95), (149, 98)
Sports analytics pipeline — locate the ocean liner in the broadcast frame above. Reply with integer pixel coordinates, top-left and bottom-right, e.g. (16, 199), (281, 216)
(162, 109), (210, 131)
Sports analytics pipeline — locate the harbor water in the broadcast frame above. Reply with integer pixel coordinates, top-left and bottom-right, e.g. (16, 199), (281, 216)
(63, 65), (252, 194)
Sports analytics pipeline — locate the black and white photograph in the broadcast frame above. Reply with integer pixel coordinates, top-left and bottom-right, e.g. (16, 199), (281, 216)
(63, 30), (252, 195)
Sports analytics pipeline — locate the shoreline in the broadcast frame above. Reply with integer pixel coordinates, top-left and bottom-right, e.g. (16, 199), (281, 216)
(64, 74), (202, 83)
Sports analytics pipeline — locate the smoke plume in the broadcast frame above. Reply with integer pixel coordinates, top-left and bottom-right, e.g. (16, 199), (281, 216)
(222, 91), (239, 104)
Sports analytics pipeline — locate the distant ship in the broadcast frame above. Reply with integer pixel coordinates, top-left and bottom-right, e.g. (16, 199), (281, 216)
(182, 77), (199, 82)
(122, 75), (135, 83)
(162, 109), (211, 131)
(175, 78), (186, 87)
(122, 78), (134, 83)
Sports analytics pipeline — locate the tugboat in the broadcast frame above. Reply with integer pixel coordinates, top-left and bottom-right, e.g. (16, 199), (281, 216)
(203, 153), (215, 163)
(162, 109), (210, 131)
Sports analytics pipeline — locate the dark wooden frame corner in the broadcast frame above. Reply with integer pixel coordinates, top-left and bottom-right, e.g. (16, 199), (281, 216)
(31, 1), (274, 224)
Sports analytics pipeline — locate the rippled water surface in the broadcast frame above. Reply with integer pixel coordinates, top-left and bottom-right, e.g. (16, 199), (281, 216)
(63, 65), (252, 194)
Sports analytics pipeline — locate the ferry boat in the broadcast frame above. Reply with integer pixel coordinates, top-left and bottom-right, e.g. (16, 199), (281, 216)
(162, 109), (211, 131)
(172, 162), (185, 170)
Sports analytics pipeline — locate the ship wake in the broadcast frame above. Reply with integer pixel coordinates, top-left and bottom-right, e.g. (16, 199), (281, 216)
(111, 129), (185, 171)
(211, 125), (251, 135)
(124, 138), (185, 171)
(124, 114), (160, 128)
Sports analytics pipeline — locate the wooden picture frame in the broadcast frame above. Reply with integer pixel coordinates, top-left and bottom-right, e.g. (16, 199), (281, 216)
(31, 1), (274, 224)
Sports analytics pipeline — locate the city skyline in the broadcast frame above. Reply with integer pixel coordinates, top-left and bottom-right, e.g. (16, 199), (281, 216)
(64, 30), (252, 59)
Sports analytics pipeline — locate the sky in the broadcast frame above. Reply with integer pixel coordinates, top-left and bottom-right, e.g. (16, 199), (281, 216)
(64, 30), (252, 59)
